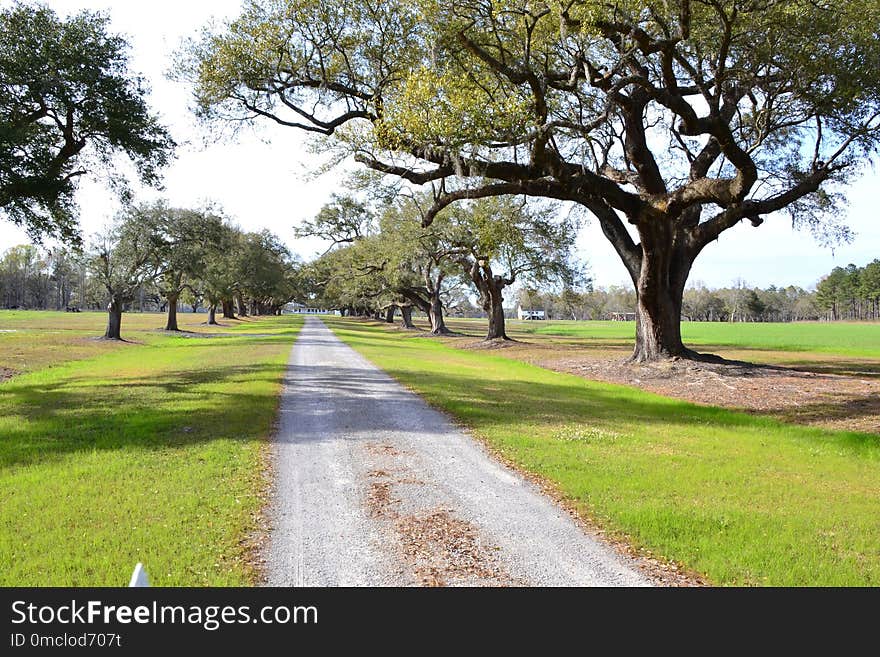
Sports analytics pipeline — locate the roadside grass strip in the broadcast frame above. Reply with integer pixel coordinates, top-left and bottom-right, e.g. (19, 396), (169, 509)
(521, 319), (880, 359)
(328, 318), (880, 586)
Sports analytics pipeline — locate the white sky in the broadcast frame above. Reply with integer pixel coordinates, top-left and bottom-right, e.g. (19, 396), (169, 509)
(1, 0), (877, 289)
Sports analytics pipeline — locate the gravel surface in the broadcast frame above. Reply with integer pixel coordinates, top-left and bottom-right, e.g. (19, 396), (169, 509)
(264, 317), (650, 587)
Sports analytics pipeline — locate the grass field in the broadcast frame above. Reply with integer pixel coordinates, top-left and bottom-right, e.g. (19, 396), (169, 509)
(4, 309), (878, 586)
(326, 317), (880, 586)
(0, 310), (301, 586)
(519, 319), (880, 359)
(422, 317), (880, 379)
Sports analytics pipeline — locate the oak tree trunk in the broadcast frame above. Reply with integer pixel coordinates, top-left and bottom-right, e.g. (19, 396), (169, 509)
(466, 259), (511, 341)
(104, 298), (123, 340)
(630, 225), (693, 362)
(237, 292), (248, 317)
(480, 275), (509, 340)
(207, 304), (218, 325)
(165, 293), (180, 331)
(486, 294), (507, 340)
(222, 298), (236, 319)
(384, 306), (395, 323)
(428, 294), (450, 335)
(399, 305), (415, 328)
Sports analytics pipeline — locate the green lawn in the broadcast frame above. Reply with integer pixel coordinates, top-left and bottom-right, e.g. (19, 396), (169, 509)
(0, 310), (301, 586)
(520, 319), (880, 358)
(326, 317), (880, 586)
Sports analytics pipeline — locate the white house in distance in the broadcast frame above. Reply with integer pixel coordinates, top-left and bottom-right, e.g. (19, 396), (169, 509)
(282, 302), (334, 315)
(517, 305), (546, 320)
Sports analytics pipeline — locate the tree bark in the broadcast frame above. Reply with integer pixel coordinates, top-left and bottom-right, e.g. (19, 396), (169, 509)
(236, 292), (248, 317)
(399, 305), (415, 328)
(630, 225), (694, 362)
(165, 293), (180, 331)
(428, 293), (450, 335)
(485, 281), (508, 340)
(476, 272), (510, 340)
(207, 304), (218, 325)
(104, 298), (123, 340)
(222, 298), (236, 319)
(465, 258), (511, 340)
(384, 306), (395, 323)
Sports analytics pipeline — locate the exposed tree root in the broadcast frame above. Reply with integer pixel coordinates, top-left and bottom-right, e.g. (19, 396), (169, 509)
(482, 335), (517, 346)
(628, 346), (729, 365)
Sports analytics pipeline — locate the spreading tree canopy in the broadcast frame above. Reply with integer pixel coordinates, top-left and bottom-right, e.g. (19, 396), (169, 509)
(185, 0), (880, 360)
(137, 202), (226, 331)
(0, 3), (174, 244)
(438, 196), (581, 339)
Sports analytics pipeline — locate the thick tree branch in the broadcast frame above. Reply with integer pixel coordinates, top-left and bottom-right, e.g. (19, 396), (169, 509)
(421, 183), (524, 226)
(354, 154), (454, 184)
(693, 167), (836, 248)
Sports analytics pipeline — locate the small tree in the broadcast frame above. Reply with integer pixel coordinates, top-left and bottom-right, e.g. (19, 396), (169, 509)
(441, 197), (581, 340)
(376, 204), (462, 334)
(195, 222), (240, 325)
(235, 230), (298, 315)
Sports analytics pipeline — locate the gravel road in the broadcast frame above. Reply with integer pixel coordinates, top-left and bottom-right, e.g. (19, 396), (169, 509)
(264, 316), (650, 587)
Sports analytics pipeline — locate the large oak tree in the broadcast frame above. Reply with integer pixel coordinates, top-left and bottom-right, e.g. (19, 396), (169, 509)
(0, 3), (174, 244)
(185, 0), (880, 360)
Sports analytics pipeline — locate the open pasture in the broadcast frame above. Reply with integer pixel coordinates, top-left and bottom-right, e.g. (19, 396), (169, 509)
(0, 310), (301, 585)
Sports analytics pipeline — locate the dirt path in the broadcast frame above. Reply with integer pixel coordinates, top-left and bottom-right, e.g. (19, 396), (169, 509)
(264, 317), (650, 587)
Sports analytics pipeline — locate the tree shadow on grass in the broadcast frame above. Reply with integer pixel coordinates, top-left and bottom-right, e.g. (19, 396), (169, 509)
(5, 323), (877, 473)
(0, 361), (286, 469)
(780, 359), (880, 379)
(331, 320), (880, 440)
(758, 393), (880, 431)
(375, 366), (880, 452)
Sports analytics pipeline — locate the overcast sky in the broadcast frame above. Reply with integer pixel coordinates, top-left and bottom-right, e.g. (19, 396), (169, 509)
(1, 0), (877, 289)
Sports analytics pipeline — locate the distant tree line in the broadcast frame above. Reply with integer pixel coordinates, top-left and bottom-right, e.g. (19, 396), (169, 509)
(0, 202), (302, 338)
(815, 261), (880, 321)
(0, 244), (88, 311)
(682, 283), (820, 323)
